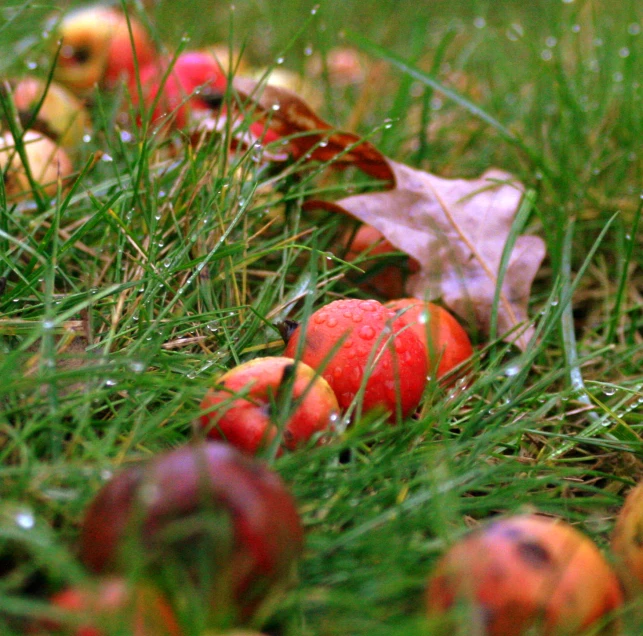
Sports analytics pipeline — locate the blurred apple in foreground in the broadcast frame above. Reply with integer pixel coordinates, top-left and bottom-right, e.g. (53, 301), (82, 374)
(79, 442), (304, 624)
(426, 514), (622, 635)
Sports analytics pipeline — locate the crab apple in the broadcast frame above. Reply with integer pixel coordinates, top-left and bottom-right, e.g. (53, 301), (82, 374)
(426, 514), (623, 636)
(131, 50), (228, 130)
(79, 442), (304, 623)
(611, 480), (643, 594)
(342, 224), (418, 300)
(386, 298), (472, 384)
(199, 356), (339, 455)
(0, 130), (73, 201)
(282, 298), (427, 421)
(9, 77), (90, 149)
(48, 577), (182, 636)
(52, 5), (156, 94)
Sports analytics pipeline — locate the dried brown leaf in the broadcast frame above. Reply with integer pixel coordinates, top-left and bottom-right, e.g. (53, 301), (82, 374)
(322, 159), (546, 350)
(231, 77), (393, 182)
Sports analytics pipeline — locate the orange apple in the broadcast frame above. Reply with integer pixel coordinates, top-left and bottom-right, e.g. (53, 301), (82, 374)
(427, 514), (623, 635)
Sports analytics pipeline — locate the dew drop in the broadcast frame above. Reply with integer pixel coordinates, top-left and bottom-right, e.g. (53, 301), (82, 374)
(129, 360), (145, 373)
(541, 50), (553, 61)
(42, 320), (55, 330)
(628, 23), (641, 36)
(104, 379), (117, 387)
(358, 325), (375, 340)
(473, 16), (486, 29)
(15, 511), (35, 530)
(120, 130), (133, 142)
(545, 36), (557, 47)
(327, 316), (337, 328)
(603, 386), (616, 396)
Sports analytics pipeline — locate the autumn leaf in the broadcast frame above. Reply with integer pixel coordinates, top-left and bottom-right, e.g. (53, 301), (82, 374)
(316, 160), (545, 350)
(231, 77), (394, 182)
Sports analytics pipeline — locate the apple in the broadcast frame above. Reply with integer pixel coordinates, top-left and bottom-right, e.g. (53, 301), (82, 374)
(386, 298), (473, 384)
(199, 356), (340, 454)
(342, 223), (418, 300)
(48, 577), (182, 636)
(130, 50), (228, 131)
(79, 442), (304, 623)
(611, 480), (643, 595)
(9, 77), (90, 149)
(0, 130), (73, 201)
(426, 514), (623, 635)
(52, 5), (157, 94)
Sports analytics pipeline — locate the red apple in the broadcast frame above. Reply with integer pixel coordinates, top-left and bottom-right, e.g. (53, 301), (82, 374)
(131, 50), (228, 130)
(0, 130), (73, 201)
(199, 356), (340, 454)
(386, 298), (473, 384)
(10, 77), (90, 149)
(342, 224), (418, 300)
(79, 442), (304, 623)
(52, 6), (157, 94)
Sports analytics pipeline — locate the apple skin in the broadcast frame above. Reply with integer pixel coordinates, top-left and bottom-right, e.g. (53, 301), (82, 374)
(199, 356), (340, 454)
(342, 224), (417, 300)
(426, 514), (623, 635)
(386, 298), (473, 384)
(53, 5), (157, 94)
(131, 50), (228, 130)
(10, 77), (90, 149)
(0, 130), (73, 201)
(611, 480), (643, 595)
(79, 442), (304, 623)
(48, 577), (182, 636)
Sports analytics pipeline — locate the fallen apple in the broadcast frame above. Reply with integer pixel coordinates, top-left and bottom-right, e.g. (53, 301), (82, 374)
(79, 442), (304, 624)
(611, 480), (643, 595)
(47, 577), (182, 636)
(282, 298), (427, 420)
(386, 298), (473, 384)
(426, 513), (623, 635)
(199, 356), (340, 454)
(342, 223), (418, 300)
(0, 130), (73, 201)
(130, 50), (228, 131)
(9, 77), (91, 149)
(52, 5), (157, 94)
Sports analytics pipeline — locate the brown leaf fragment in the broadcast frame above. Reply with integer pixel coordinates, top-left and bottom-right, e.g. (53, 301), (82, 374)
(231, 77), (393, 182)
(327, 159), (546, 350)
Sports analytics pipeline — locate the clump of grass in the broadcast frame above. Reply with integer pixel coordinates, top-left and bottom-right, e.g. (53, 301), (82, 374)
(1, 0), (642, 634)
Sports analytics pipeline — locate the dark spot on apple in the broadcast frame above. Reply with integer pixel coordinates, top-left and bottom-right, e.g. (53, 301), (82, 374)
(516, 540), (552, 568)
(633, 521), (643, 548)
(71, 45), (92, 65)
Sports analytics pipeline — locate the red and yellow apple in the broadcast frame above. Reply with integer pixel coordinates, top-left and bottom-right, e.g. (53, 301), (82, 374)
(199, 356), (339, 454)
(52, 5), (157, 94)
(10, 77), (90, 149)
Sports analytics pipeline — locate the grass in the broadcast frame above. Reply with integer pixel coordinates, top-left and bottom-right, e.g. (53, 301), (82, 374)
(1, 0), (643, 634)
